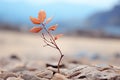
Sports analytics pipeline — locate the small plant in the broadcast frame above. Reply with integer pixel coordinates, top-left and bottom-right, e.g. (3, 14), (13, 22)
(29, 10), (64, 73)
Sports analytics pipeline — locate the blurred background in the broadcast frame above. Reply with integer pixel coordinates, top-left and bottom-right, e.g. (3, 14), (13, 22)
(0, 0), (120, 65)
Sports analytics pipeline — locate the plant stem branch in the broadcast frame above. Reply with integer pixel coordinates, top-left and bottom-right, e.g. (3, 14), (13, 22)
(41, 23), (64, 73)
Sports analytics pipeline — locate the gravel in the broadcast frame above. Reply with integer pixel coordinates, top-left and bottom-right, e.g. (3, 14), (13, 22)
(0, 55), (120, 80)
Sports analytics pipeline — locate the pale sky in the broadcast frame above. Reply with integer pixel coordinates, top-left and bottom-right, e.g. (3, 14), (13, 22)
(0, 0), (119, 24)
(1, 0), (118, 8)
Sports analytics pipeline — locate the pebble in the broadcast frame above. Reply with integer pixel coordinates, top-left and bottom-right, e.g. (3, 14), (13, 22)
(37, 70), (53, 79)
(21, 74), (40, 80)
(0, 71), (17, 80)
(7, 77), (24, 80)
(51, 73), (68, 80)
(0, 56), (120, 80)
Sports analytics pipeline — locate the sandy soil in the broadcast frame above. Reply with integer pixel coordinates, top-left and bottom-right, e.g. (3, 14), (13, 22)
(0, 31), (120, 57)
(0, 31), (120, 59)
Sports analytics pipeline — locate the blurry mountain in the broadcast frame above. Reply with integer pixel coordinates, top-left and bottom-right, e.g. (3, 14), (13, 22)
(74, 4), (120, 38)
(67, 4), (120, 38)
(84, 4), (120, 28)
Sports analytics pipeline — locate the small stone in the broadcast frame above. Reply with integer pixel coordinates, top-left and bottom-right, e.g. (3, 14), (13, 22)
(21, 74), (40, 80)
(40, 78), (49, 80)
(7, 77), (24, 80)
(51, 73), (68, 80)
(37, 70), (53, 79)
(0, 71), (17, 80)
(93, 72), (119, 80)
(65, 65), (88, 75)
(67, 71), (81, 79)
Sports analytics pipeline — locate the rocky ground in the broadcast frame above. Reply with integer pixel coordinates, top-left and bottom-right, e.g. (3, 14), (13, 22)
(0, 55), (120, 80)
(0, 31), (120, 80)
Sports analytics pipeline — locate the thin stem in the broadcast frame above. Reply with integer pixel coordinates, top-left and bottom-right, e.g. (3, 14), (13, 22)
(42, 25), (55, 43)
(41, 33), (53, 44)
(56, 46), (64, 73)
(43, 43), (56, 49)
(41, 23), (64, 73)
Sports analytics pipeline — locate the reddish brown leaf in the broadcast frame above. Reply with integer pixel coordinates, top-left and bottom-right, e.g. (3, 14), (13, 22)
(54, 34), (63, 40)
(30, 16), (40, 24)
(46, 17), (53, 24)
(48, 24), (58, 31)
(38, 10), (46, 23)
(30, 27), (43, 33)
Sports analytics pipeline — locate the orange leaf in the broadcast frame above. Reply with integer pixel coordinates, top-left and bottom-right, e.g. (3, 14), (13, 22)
(54, 34), (63, 40)
(30, 16), (40, 24)
(46, 17), (53, 24)
(48, 24), (58, 31)
(30, 27), (43, 33)
(38, 10), (46, 23)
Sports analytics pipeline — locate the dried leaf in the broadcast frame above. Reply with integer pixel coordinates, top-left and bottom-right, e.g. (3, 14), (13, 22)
(30, 27), (43, 33)
(54, 34), (63, 40)
(48, 24), (58, 31)
(30, 16), (40, 24)
(38, 10), (46, 23)
(46, 17), (53, 24)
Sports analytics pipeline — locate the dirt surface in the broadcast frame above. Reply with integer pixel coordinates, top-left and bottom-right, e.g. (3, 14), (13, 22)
(0, 31), (120, 58)
(0, 31), (120, 80)
(0, 55), (120, 80)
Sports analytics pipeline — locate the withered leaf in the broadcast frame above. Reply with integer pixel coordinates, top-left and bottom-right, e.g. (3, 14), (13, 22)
(46, 17), (53, 24)
(48, 24), (58, 31)
(30, 27), (43, 33)
(54, 34), (63, 40)
(30, 16), (40, 24)
(38, 10), (46, 23)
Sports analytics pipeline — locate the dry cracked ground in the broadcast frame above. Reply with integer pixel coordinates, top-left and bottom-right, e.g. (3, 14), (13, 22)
(0, 55), (120, 80)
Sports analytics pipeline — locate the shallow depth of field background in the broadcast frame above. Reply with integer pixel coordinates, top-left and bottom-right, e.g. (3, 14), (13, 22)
(0, 0), (120, 65)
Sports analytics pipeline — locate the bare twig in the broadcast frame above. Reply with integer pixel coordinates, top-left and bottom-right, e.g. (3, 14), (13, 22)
(41, 23), (64, 73)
